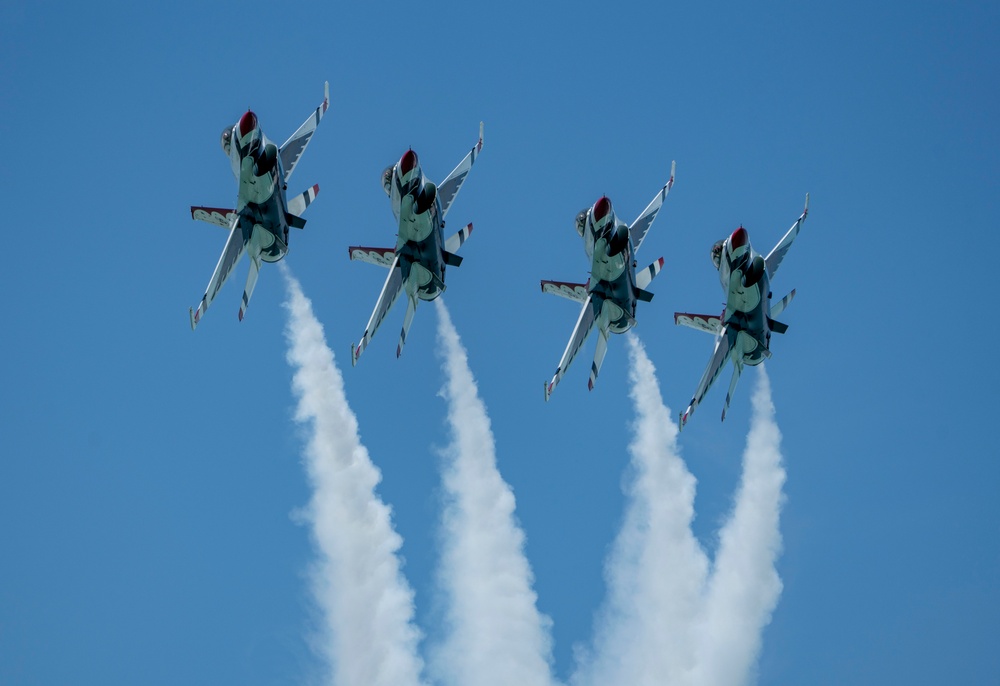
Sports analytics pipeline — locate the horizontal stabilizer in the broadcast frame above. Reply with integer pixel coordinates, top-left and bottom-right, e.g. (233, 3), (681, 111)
(444, 223), (474, 253)
(192, 206), (237, 229)
(675, 312), (723, 335)
(443, 251), (463, 267)
(635, 288), (654, 303)
(287, 184), (320, 217)
(767, 317), (789, 334)
(770, 288), (796, 318)
(635, 257), (665, 290)
(349, 246), (396, 267)
(286, 213), (306, 230)
(541, 280), (588, 303)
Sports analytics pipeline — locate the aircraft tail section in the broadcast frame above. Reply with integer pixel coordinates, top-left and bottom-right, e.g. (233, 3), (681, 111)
(588, 325), (610, 392)
(770, 288), (796, 318)
(541, 280), (588, 303)
(635, 257), (665, 290)
(443, 222), (473, 254)
(239, 249), (262, 322)
(191, 206), (237, 229)
(720, 361), (743, 422)
(349, 246), (396, 268)
(397, 292), (418, 358)
(674, 312), (723, 335)
(287, 183), (320, 218)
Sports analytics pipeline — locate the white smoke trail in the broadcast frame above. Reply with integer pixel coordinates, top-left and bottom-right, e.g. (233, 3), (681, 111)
(572, 334), (709, 686)
(281, 265), (426, 686)
(690, 365), (785, 686)
(430, 299), (558, 686)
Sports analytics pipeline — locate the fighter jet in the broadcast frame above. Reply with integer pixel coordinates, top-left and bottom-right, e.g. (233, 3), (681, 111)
(675, 194), (809, 428)
(189, 82), (329, 329)
(348, 123), (484, 365)
(542, 163), (676, 401)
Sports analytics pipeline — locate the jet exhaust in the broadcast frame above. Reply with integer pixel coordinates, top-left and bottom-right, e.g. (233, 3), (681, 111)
(573, 336), (786, 686)
(430, 299), (558, 686)
(281, 264), (426, 686)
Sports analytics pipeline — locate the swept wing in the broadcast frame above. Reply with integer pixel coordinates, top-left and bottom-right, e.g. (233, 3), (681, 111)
(764, 193), (809, 278)
(544, 296), (598, 401)
(437, 122), (484, 219)
(679, 326), (733, 429)
(628, 161), (676, 253)
(190, 214), (246, 330)
(352, 255), (404, 365)
(279, 82), (330, 183)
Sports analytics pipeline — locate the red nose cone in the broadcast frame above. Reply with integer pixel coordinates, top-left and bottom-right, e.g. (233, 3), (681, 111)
(239, 110), (258, 138)
(594, 196), (611, 221)
(730, 226), (748, 249)
(400, 149), (418, 176)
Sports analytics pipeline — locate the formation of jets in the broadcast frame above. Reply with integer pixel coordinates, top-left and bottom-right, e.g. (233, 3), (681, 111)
(188, 83), (810, 428)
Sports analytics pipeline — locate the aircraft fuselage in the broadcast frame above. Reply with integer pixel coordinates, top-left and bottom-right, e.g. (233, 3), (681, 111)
(226, 111), (292, 263)
(716, 227), (774, 366)
(385, 151), (448, 301)
(581, 197), (640, 334)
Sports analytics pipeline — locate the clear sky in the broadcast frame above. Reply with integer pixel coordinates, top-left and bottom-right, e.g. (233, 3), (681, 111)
(2, 1), (998, 684)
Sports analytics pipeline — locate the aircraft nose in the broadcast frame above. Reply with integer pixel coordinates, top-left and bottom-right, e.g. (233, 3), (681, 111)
(730, 226), (748, 249)
(238, 110), (258, 139)
(400, 149), (418, 176)
(593, 196), (612, 221)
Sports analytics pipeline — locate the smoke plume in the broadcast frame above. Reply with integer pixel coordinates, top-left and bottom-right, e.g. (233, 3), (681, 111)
(430, 299), (558, 686)
(282, 266), (426, 686)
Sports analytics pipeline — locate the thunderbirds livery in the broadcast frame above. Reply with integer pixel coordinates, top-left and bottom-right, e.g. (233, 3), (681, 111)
(676, 194), (809, 428)
(349, 123), (484, 364)
(189, 83), (329, 329)
(542, 162), (676, 400)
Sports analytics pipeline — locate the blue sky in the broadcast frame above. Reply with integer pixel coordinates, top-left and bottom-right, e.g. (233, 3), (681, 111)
(2, 1), (998, 684)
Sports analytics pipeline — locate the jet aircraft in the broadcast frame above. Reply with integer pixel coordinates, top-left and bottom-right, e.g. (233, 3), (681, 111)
(542, 163), (676, 400)
(349, 123), (484, 365)
(189, 82), (329, 329)
(675, 194), (809, 428)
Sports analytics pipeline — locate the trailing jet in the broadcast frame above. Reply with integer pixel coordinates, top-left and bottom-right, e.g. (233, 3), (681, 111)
(349, 123), (484, 365)
(189, 82), (329, 329)
(542, 163), (676, 400)
(675, 194), (809, 428)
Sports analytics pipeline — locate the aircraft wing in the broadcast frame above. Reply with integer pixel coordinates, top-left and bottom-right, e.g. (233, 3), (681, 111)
(349, 246), (396, 268)
(679, 326), (732, 429)
(351, 255), (404, 365)
(544, 295), (598, 400)
(279, 82), (330, 183)
(190, 214), (246, 330)
(541, 280), (588, 303)
(191, 206), (237, 229)
(629, 160), (676, 253)
(674, 311), (723, 335)
(437, 122), (484, 219)
(764, 193), (809, 278)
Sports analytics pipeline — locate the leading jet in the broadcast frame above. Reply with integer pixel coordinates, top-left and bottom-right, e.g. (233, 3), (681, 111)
(542, 163), (676, 400)
(675, 194), (809, 428)
(348, 123), (484, 365)
(189, 82), (329, 329)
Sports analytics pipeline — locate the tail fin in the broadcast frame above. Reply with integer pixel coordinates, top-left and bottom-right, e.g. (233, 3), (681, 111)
(770, 288), (796, 318)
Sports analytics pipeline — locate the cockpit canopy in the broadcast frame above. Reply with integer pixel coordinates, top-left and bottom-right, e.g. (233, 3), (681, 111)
(382, 165), (393, 196)
(220, 127), (233, 156)
(711, 239), (724, 269)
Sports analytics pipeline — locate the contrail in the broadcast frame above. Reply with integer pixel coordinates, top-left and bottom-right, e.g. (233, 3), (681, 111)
(572, 334), (709, 686)
(430, 299), (558, 686)
(691, 365), (785, 686)
(281, 265), (426, 686)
